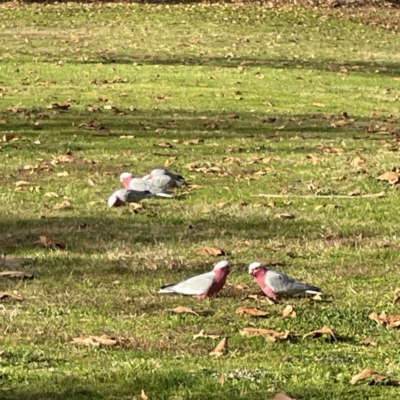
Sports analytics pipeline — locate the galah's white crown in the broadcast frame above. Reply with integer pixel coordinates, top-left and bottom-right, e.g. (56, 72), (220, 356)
(248, 262), (264, 274)
(107, 194), (117, 207)
(213, 260), (231, 270)
(120, 172), (133, 182)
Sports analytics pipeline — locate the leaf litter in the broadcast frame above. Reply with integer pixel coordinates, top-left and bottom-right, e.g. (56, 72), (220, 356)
(235, 306), (269, 318)
(70, 334), (136, 348)
(209, 337), (228, 357)
(350, 368), (400, 386)
(240, 328), (298, 342)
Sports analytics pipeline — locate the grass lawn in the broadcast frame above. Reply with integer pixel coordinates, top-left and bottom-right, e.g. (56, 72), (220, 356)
(1, 2), (400, 399)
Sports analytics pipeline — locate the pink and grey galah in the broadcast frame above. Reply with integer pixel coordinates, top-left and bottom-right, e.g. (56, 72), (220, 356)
(142, 168), (185, 188)
(107, 188), (173, 207)
(120, 172), (174, 196)
(158, 260), (231, 300)
(248, 262), (323, 300)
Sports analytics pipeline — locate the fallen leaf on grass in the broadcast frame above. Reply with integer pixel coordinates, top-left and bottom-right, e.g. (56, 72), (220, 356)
(306, 154), (323, 164)
(156, 141), (173, 149)
(15, 180), (30, 188)
(350, 368), (397, 385)
(57, 171), (69, 177)
(218, 373), (225, 384)
(197, 247), (226, 256)
(280, 305), (296, 318)
(164, 156), (178, 168)
(245, 294), (276, 305)
(193, 330), (220, 340)
(350, 156), (366, 169)
(235, 306), (269, 317)
(169, 306), (199, 316)
(47, 102), (70, 110)
(268, 393), (297, 400)
(377, 171), (400, 184)
(209, 337), (228, 357)
(183, 139), (204, 145)
(53, 200), (71, 210)
(240, 328), (296, 342)
(362, 338), (377, 346)
(36, 236), (66, 250)
(70, 334), (134, 347)
(302, 326), (337, 341)
(275, 213), (295, 219)
(369, 311), (400, 328)
(0, 292), (24, 301)
(1, 134), (20, 142)
(0, 271), (34, 279)
(140, 390), (148, 400)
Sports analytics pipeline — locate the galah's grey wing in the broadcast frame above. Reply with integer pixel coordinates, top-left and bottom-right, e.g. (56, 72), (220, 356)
(125, 190), (153, 203)
(158, 271), (215, 295)
(266, 270), (320, 295)
(149, 175), (173, 189)
(128, 178), (149, 192)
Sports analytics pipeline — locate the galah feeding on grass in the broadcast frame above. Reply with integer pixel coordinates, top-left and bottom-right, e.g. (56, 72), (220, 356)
(158, 260), (231, 300)
(248, 262), (323, 300)
(120, 172), (174, 196)
(107, 188), (173, 207)
(142, 168), (186, 188)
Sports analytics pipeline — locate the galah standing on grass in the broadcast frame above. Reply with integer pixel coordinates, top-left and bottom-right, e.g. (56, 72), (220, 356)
(248, 262), (323, 300)
(120, 172), (174, 196)
(107, 188), (173, 207)
(142, 168), (186, 188)
(158, 260), (231, 300)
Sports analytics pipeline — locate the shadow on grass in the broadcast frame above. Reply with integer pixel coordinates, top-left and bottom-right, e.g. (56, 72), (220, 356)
(1, 107), (393, 145)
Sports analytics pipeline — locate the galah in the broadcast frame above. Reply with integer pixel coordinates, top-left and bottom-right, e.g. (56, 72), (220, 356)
(120, 172), (174, 196)
(248, 262), (323, 300)
(142, 168), (185, 188)
(107, 188), (173, 207)
(158, 260), (231, 300)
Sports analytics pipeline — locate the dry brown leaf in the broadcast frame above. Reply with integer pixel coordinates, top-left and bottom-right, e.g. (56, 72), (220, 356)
(44, 192), (60, 198)
(245, 294), (276, 305)
(197, 247), (226, 256)
(140, 390), (148, 400)
(234, 283), (251, 291)
(350, 156), (366, 168)
(54, 200), (71, 210)
(57, 171), (69, 177)
(2, 134), (20, 142)
(377, 171), (400, 184)
(15, 181), (30, 188)
(156, 141), (173, 149)
(0, 271), (34, 279)
(209, 337), (228, 357)
(302, 326), (337, 341)
(218, 373), (225, 384)
(362, 338), (377, 346)
(164, 156), (178, 168)
(183, 139), (204, 146)
(369, 311), (400, 328)
(169, 306), (198, 316)
(88, 178), (96, 186)
(280, 305), (296, 318)
(47, 102), (70, 110)
(235, 306), (269, 318)
(313, 102), (325, 107)
(193, 330), (220, 340)
(306, 154), (323, 164)
(275, 213), (295, 219)
(37, 236), (66, 250)
(70, 334), (134, 348)
(268, 393), (296, 400)
(350, 368), (389, 385)
(0, 292), (24, 301)
(240, 328), (295, 342)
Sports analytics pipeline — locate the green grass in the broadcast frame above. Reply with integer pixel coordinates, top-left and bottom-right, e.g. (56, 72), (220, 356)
(1, 2), (400, 399)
